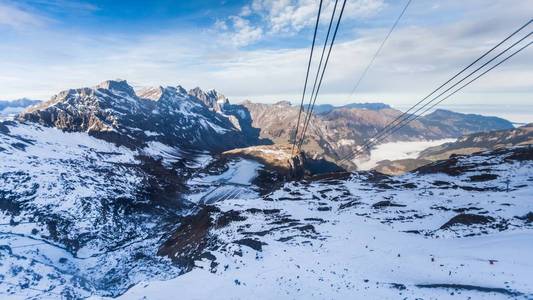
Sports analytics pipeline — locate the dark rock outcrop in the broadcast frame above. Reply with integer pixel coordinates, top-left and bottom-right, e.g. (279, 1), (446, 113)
(440, 214), (495, 229)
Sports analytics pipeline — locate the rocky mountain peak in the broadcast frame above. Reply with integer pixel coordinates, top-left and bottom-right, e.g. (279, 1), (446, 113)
(188, 87), (228, 111)
(17, 80), (258, 152)
(137, 86), (165, 101)
(96, 79), (136, 97)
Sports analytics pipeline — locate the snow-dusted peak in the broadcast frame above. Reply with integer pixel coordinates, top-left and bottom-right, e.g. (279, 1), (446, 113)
(96, 79), (136, 97)
(188, 87), (229, 111)
(138, 86), (165, 101)
(139, 86), (190, 104)
(175, 85), (188, 95)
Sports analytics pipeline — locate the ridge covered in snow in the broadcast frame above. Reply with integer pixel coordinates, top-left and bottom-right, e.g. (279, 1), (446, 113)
(18, 80), (254, 152)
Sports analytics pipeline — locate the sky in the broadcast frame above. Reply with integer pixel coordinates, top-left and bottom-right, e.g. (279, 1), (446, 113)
(0, 0), (532, 118)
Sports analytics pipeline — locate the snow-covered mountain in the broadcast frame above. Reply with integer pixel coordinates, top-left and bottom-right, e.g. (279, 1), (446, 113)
(0, 121), (193, 298)
(119, 146), (533, 299)
(1, 80), (532, 299)
(18, 80), (256, 152)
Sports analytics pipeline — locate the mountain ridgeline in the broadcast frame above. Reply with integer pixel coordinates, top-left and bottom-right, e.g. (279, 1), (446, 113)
(238, 100), (513, 168)
(18, 80), (260, 152)
(14, 80), (514, 169)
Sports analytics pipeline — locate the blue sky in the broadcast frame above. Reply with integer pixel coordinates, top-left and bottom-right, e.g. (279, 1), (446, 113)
(0, 0), (532, 118)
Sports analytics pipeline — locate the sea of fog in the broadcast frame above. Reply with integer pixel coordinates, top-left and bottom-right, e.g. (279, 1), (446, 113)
(354, 138), (456, 170)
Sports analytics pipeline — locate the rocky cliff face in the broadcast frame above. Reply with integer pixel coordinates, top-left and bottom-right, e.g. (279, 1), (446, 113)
(18, 80), (255, 152)
(188, 87), (229, 112)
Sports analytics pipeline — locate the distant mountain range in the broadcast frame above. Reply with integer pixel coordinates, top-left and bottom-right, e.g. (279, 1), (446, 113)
(6, 81), (516, 170)
(302, 102), (391, 114)
(0, 98), (41, 116)
(237, 100), (513, 169)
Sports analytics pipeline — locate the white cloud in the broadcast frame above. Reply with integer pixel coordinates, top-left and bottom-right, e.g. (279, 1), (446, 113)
(217, 0), (385, 46)
(0, 0), (531, 119)
(228, 16), (264, 46)
(0, 3), (48, 29)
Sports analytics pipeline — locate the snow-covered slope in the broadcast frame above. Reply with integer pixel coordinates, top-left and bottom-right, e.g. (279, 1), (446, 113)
(115, 147), (533, 300)
(1, 110), (532, 299)
(0, 121), (212, 298)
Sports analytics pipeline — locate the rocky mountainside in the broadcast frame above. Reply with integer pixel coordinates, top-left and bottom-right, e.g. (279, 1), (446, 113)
(237, 100), (513, 168)
(188, 87), (228, 112)
(420, 123), (533, 160)
(18, 80), (256, 152)
(135, 146), (532, 300)
(0, 98), (41, 116)
(0, 121), (194, 298)
(373, 123), (533, 175)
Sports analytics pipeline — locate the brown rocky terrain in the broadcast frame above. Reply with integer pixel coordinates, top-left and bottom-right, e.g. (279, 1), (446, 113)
(374, 124), (533, 175)
(419, 123), (533, 160)
(236, 100), (513, 170)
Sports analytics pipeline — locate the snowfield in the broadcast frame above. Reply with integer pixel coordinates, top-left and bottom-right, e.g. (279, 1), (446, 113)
(113, 148), (533, 300)
(1, 121), (532, 299)
(0, 122), (190, 298)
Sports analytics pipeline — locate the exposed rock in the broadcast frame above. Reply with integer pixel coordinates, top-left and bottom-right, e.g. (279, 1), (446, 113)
(373, 158), (432, 175)
(158, 206), (247, 271)
(440, 214), (495, 229)
(188, 87), (229, 112)
(222, 144), (305, 178)
(233, 238), (266, 251)
(468, 173), (498, 182)
(372, 200), (407, 209)
(222, 144), (344, 179)
(516, 212), (533, 223)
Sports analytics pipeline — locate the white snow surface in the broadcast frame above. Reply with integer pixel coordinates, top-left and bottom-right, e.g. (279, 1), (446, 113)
(0, 122), (199, 298)
(1, 122), (532, 299)
(112, 149), (533, 300)
(187, 158), (262, 205)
